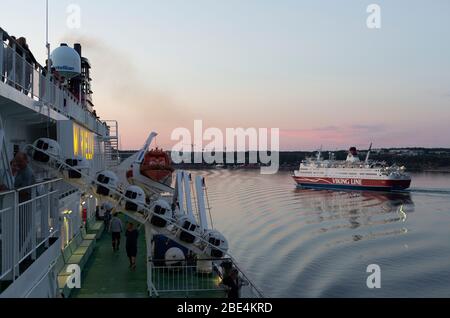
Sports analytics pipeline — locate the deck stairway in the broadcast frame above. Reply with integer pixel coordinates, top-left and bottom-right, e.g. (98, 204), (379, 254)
(102, 120), (120, 168)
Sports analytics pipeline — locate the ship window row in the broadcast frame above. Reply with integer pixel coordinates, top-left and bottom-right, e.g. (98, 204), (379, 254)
(299, 170), (380, 176)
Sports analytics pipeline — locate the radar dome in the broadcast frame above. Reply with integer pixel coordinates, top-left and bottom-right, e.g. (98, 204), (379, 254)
(50, 44), (81, 79)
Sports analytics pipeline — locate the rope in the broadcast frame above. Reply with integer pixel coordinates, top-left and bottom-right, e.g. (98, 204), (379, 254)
(190, 174), (200, 220)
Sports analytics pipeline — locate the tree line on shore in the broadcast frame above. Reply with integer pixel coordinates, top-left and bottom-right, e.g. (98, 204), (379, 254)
(119, 148), (450, 172)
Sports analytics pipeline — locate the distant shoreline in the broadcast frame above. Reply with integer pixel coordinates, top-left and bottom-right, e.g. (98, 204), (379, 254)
(120, 149), (450, 173)
(173, 164), (450, 173)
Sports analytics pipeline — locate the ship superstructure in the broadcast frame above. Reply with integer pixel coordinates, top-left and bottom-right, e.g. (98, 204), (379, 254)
(0, 27), (116, 297)
(293, 146), (411, 191)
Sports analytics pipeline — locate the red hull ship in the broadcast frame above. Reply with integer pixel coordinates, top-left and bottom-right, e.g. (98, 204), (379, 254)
(293, 146), (412, 191)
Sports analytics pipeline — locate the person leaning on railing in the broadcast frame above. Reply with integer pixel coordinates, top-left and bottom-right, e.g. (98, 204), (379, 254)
(1, 31), (7, 81)
(12, 152), (36, 202)
(1, 32), (15, 84)
(2, 34), (37, 93)
(52, 68), (65, 87)
(0, 152), (35, 200)
(16, 37), (38, 95)
(220, 266), (250, 299)
(12, 152), (35, 187)
(41, 59), (65, 90)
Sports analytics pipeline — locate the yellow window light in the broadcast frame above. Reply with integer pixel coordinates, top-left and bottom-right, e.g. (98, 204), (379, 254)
(73, 124), (95, 160)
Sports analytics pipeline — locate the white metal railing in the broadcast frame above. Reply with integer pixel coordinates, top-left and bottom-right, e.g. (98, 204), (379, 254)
(150, 258), (263, 298)
(152, 265), (222, 294)
(0, 190), (14, 280)
(0, 28), (107, 136)
(0, 178), (61, 282)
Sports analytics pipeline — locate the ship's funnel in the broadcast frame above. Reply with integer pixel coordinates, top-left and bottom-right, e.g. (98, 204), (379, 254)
(74, 43), (82, 57)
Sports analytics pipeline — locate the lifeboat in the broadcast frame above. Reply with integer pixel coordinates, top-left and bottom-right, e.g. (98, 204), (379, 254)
(31, 138), (62, 164)
(139, 148), (174, 186)
(202, 230), (229, 258)
(150, 199), (173, 228)
(124, 185), (146, 212)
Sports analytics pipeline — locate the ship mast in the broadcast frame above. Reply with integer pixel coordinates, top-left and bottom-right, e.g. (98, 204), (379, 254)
(316, 145), (322, 161)
(365, 142), (373, 164)
(45, 0), (50, 72)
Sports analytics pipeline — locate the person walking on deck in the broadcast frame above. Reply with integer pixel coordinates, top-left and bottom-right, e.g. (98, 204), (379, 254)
(103, 203), (112, 233)
(125, 222), (139, 270)
(109, 213), (123, 252)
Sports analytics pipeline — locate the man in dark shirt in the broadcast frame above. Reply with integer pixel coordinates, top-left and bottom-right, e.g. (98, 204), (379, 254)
(14, 152), (35, 188)
(4, 36), (16, 85)
(125, 222), (139, 270)
(16, 37), (37, 65)
(222, 268), (243, 299)
(16, 37), (37, 94)
(109, 213), (123, 251)
(1, 32), (9, 81)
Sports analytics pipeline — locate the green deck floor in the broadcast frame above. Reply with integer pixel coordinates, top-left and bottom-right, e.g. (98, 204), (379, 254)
(70, 215), (227, 298)
(71, 216), (148, 298)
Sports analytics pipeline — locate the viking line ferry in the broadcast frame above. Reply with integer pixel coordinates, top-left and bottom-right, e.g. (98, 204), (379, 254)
(293, 146), (412, 191)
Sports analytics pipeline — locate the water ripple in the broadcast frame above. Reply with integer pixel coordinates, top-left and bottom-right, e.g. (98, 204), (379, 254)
(187, 169), (450, 297)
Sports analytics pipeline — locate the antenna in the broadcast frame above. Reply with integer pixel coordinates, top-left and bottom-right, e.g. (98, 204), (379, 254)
(45, 0), (50, 72)
(365, 142), (373, 163)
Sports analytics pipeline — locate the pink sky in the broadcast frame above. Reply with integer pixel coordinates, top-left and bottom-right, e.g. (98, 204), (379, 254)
(4, 1), (449, 151)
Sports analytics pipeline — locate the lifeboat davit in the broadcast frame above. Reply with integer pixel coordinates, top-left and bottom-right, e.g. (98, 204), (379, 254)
(139, 148), (174, 186)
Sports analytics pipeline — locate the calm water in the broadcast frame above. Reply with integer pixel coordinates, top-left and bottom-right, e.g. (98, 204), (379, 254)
(193, 170), (450, 297)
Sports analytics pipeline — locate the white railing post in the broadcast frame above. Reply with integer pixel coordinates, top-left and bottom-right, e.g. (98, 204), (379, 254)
(44, 184), (50, 248)
(43, 74), (48, 103)
(31, 187), (37, 260)
(11, 43), (16, 85)
(48, 77), (52, 105)
(185, 264), (189, 295)
(148, 258), (152, 297)
(49, 81), (53, 107)
(0, 30), (4, 80)
(0, 210), (3, 276)
(44, 76), (49, 104)
(31, 66), (34, 97)
(145, 223), (154, 296)
(21, 54), (25, 92)
(13, 192), (19, 279)
(0, 192), (15, 281)
(38, 73), (43, 102)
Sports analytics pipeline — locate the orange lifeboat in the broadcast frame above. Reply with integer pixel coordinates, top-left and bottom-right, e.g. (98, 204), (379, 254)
(140, 148), (174, 185)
